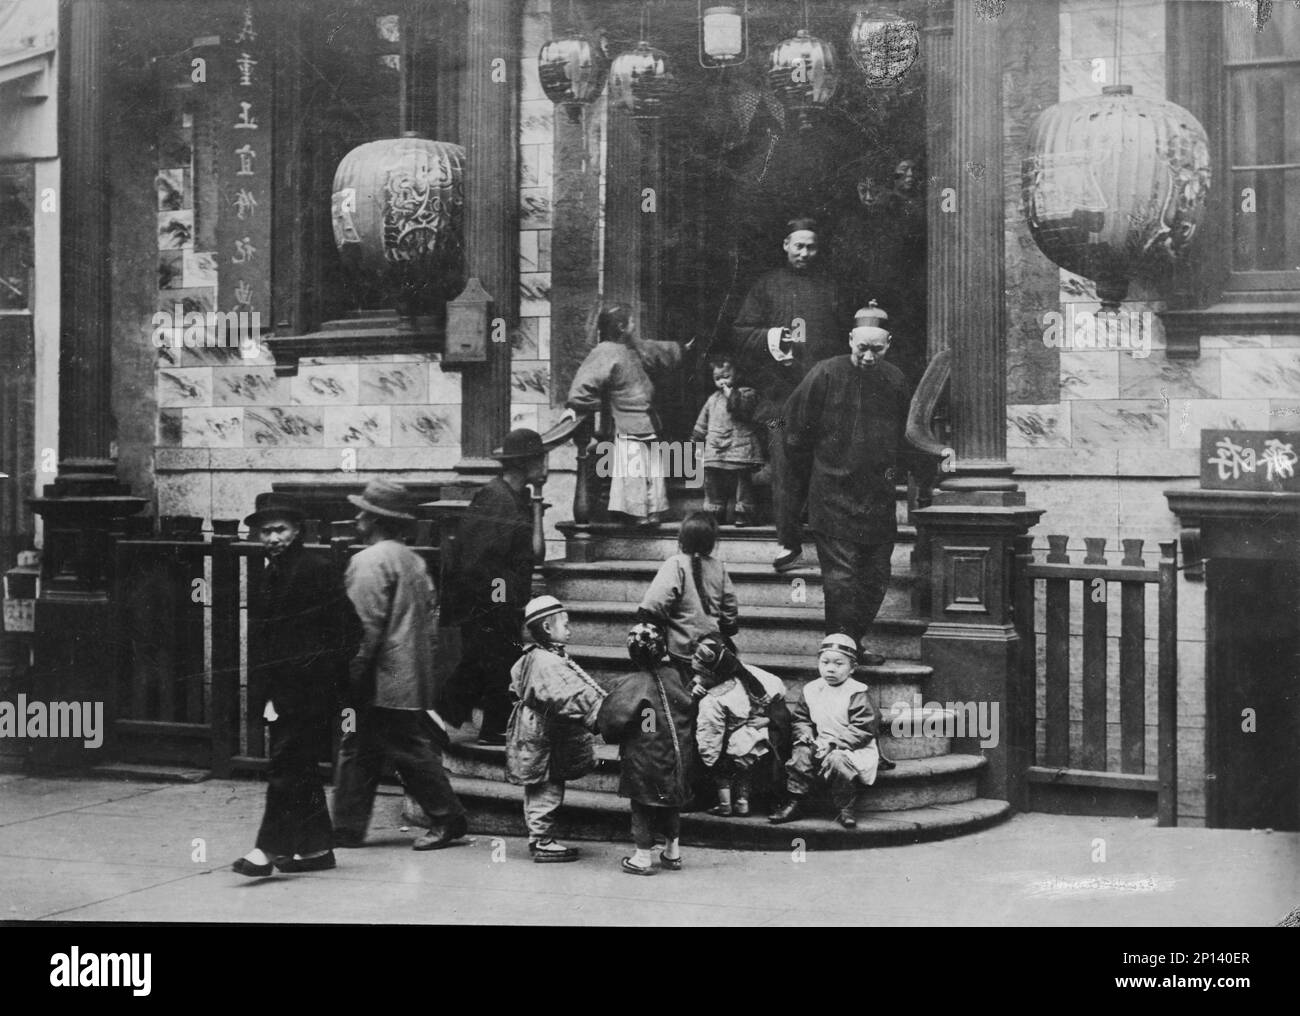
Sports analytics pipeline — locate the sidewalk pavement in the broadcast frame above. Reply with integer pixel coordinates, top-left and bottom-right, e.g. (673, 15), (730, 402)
(0, 771), (1296, 926)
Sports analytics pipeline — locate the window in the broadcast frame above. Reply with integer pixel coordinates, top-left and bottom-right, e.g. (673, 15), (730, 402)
(1226, 3), (1300, 290)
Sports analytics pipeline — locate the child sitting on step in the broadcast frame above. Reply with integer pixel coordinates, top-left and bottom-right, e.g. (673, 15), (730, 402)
(505, 595), (608, 862)
(637, 510), (739, 687)
(596, 622), (697, 875)
(690, 634), (791, 817)
(769, 633), (880, 830)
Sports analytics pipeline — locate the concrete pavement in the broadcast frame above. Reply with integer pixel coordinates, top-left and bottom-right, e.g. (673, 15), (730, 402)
(0, 771), (1296, 925)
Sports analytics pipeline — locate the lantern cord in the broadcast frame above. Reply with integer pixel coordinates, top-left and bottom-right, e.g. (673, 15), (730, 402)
(1112, 0), (1123, 86)
(639, 2), (648, 44)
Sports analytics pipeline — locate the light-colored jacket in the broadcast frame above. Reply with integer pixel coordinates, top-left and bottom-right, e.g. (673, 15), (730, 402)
(695, 664), (786, 768)
(692, 390), (765, 467)
(638, 551), (739, 660)
(506, 644), (607, 786)
(345, 539), (439, 711)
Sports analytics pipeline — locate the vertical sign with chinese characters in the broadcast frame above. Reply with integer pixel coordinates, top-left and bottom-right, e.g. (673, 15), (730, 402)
(216, 4), (270, 345)
(1201, 431), (1300, 493)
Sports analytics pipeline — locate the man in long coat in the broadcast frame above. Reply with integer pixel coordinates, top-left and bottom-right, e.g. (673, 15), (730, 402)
(731, 217), (852, 572)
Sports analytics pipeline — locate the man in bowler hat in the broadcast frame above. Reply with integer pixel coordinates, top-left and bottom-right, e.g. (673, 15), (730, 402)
(332, 478), (469, 851)
(441, 428), (558, 745)
(233, 493), (358, 876)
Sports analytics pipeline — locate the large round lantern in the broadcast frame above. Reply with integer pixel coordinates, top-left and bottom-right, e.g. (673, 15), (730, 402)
(848, 9), (919, 86)
(768, 28), (839, 130)
(331, 133), (466, 314)
(1022, 85), (1211, 309)
(610, 41), (675, 120)
(539, 35), (609, 122)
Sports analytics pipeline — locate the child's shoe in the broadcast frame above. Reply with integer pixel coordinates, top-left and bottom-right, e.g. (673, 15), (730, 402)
(733, 773), (751, 815)
(836, 806), (858, 829)
(768, 798), (803, 824)
(733, 798), (750, 816)
(708, 787), (733, 817)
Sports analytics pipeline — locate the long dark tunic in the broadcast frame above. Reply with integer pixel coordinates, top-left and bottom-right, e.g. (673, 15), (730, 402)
(596, 665), (697, 808)
(731, 266), (850, 419)
(782, 355), (911, 545)
(440, 476), (534, 630)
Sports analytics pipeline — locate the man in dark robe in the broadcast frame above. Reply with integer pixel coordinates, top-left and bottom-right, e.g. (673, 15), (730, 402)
(440, 428), (553, 745)
(731, 217), (851, 573)
(783, 321), (911, 670)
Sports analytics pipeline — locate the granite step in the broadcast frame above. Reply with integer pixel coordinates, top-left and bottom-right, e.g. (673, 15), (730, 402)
(563, 601), (927, 659)
(558, 522), (917, 564)
(543, 557), (918, 614)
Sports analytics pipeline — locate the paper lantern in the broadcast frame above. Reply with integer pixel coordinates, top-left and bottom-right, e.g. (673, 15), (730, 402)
(331, 133), (467, 310)
(538, 35), (609, 122)
(1022, 85), (1211, 309)
(610, 41), (675, 120)
(700, 3), (748, 68)
(848, 9), (919, 86)
(768, 28), (838, 130)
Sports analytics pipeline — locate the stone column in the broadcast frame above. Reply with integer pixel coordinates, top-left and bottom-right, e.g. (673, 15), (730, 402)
(457, 0), (520, 469)
(947, 1), (1013, 489)
(924, 0), (955, 361)
(604, 110), (644, 326)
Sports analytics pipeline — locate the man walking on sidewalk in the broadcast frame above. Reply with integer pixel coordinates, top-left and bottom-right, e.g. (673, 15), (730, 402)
(332, 479), (468, 851)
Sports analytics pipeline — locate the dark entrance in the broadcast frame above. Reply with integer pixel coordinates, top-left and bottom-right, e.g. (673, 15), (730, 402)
(1207, 558), (1300, 831)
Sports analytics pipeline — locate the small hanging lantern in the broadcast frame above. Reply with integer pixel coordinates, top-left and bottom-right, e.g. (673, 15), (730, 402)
(538, 2), (609, 123)
(1021, 85), (1211, 310)
(768, 2), (838, 131)
(699, 2), (748, 69)
(539, 36), (609, 122)
(847, 8), (919, 87)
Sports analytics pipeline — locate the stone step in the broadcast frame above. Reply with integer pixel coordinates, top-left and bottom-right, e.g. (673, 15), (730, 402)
(544, 557), (918, 614)
(565, 643), (934, 701)
(666, 482), (916, 527)
(385, 775), (1011, 850)
(564, 601), (927, 660)
(558, 521), (916, 564)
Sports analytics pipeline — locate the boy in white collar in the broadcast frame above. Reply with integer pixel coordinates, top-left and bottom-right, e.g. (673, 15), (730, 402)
(768, 633), (879, 829)
(505, 595), (608, 862)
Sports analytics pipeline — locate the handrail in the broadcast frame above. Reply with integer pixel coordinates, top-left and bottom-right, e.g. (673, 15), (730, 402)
(905, 347), (952, 461)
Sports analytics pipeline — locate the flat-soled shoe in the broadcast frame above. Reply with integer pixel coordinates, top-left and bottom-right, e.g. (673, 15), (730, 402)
(231, 857), (273, 878)
(773, 548), (803, 573)
(768, 800), (803, 824)
(529, 840), (580, 863)
(273, 851), (336, 873)
(836, 809), (858, 829)
(621, 857), (656, 876)
(413, 813), (468, 851)
(707, 803), (733, 817)
(658, 852), (683, 871)
(877, 756), (898, 772)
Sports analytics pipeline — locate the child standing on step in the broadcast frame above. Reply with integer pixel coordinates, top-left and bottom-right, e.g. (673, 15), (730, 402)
(692, 356), (765, 526)
(506, 595), (608, 862)
(596, 622), (697, 875)
(768, 633), (880, 830)
(636, 510), (739, 687)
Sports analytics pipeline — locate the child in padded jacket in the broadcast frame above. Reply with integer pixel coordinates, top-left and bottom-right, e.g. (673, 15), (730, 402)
(505, 596), (608, 863)
(690, 634), (791, 818)
(596, 622), (697, 876)
(768, 633), (880, 829)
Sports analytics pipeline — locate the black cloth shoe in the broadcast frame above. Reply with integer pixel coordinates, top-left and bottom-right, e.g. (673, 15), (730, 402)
(877, 754), (898, 772)
(273, 851), (336, 873)
(231, 857), (273, 878)
(857, 650), (886, 667)
(528, 839), (580, 863)
(836, 808), (858, 829)
(413, 813), (468, 850)
(773, 548), (803, 573)
(768, 799), (803, 824)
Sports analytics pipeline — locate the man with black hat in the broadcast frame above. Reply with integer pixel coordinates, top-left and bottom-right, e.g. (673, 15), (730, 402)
(332, 478), (468, 851)
(731, 218), (852, 573)
(440, 428), (556, 745)
(232, 493), (358, 877)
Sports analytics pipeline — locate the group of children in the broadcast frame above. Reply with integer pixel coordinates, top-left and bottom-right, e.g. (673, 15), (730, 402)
(504, 511), (886, 875)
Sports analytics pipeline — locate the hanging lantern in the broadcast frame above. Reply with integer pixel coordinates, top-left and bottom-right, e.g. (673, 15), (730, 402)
(1021, 85), (1211, 310)
(331, 133), (467, 314)
(768, 28), (839, 130)
(847, 9), (919, 86)
(699, 2), (748, 69)
(610, 40), (675, 120)
(538, 34), (609, 122)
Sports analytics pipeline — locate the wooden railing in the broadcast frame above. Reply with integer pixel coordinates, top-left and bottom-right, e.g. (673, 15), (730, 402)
(108, 515), (439, 774)
(1013, 535), (1178, 825)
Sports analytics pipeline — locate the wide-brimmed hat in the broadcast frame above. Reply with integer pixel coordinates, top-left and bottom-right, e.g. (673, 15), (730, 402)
(244, 492), (307, 529)
(491, 427), (554, 461)
(346, 478), (416, 520)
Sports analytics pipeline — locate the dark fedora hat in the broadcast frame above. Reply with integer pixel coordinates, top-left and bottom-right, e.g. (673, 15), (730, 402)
(491, 427), (555, 461)
(244, 492), (307, 529)
(347, 478), (417, 520)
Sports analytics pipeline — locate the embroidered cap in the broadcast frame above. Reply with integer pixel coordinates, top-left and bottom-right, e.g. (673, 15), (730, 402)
(626, 621), (667, 667)
(818, 633), (860, 662)
(524, 595), (566, 627)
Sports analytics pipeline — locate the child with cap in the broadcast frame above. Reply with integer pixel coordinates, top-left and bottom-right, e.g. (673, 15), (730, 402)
(505, 595), (608, 862)
(768, 633), (880, 829)
(595, 622), (698, 875)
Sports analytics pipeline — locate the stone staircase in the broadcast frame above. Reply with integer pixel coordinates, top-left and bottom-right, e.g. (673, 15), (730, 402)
(433, 482), (1013, 849)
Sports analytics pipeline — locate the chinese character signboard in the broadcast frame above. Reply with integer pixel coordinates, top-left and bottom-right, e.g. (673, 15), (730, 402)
(1201, 430), (1300, 493)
